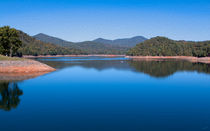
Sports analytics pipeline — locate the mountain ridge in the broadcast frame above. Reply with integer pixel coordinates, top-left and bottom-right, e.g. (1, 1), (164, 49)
(33, 33), (146, 54)
(93, 36), (147, 47)
(34, 33), (147, 48)
(18, 31), (84, 55)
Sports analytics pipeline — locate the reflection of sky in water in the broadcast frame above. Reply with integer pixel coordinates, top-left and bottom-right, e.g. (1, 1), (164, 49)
(0, 57), (210, 131)
(64, 61), (83, 64)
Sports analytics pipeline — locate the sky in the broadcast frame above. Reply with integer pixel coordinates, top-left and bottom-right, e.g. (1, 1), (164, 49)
(1, 0), (210, 42)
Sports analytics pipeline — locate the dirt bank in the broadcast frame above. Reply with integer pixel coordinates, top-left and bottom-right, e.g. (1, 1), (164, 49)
(126, 56), (210, 64)
(0, 60), (56, 73)
(23, 54), (126, 58)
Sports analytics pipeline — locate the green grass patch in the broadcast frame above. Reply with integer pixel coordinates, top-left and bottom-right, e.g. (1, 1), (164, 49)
(0, 55), (25, 61)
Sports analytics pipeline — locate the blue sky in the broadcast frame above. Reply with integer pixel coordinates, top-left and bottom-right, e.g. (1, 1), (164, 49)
(1, 0), (210, 42)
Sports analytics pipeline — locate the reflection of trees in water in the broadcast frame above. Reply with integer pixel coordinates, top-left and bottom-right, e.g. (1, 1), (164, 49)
(128, 60), (210, 78)
(0, 82), (23, 111)
(38, 58), (210, 78)
(42, 60), (131, 71)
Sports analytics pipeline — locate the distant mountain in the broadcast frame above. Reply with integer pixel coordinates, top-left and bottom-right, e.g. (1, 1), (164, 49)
(34, 33), (75, 47)
(18, 32), (84, 56)
(75, 41), (128, 54)
(34, 33), (130, 54)
(93, 36), (147, 47)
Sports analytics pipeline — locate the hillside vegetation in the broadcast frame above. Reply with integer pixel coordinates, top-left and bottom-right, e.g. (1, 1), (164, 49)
(127, 37), (210, 57)
(93, 36), (147, 47)
(18, 31), (85, 56)
(74, 41), (128, 54)
(2, 26), (209, 57)
(34, 33), (132, 54)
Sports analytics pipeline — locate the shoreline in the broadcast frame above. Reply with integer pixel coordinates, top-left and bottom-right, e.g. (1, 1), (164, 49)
(126, 56), (210, 64)
(0, 59), (56, 73)
(1, 55), (209, 74)
(23, 54), (126, 58)
(23, 55), (210, 64)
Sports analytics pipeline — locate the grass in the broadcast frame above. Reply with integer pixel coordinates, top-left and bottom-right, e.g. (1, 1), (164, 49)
(0, 55), (25, 61)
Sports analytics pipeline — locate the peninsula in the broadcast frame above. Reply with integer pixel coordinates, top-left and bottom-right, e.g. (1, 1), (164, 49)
(0, 55), (55, 73)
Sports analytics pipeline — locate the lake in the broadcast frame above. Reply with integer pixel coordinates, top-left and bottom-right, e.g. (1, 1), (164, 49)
(0, 56), (210, 131)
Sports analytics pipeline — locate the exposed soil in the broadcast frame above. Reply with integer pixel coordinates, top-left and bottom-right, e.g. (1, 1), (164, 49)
(0, 60), (56, 73)
(126, 56), (210, 64)
(23, 54), (126, 58)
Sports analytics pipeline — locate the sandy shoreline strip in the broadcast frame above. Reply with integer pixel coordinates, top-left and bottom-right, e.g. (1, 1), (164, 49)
(126, 56), (210, 64)
(0, 59), (56, 73)
(23, 54), (126, 58)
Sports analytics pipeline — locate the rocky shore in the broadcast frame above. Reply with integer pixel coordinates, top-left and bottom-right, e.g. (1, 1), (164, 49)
(126, 56), (210, 64)
(0, 59), (56, 73)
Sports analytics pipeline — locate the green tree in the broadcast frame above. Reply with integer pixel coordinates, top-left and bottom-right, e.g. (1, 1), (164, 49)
(0, 26), (22, 57)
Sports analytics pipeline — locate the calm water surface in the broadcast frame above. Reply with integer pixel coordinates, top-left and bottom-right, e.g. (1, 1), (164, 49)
(0, 56), (210, 131)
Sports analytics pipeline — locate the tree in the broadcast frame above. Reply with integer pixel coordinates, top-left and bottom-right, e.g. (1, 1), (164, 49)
(0, 26), (22, 57)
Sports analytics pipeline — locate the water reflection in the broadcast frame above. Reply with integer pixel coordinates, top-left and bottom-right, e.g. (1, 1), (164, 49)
(0, 82), (23, 111)
(2, 58), (208, 111)
(36, 57), (210, 78)
(0, 57), (209, 130)
(0, 72), (50, 81)
(41, 60), (131, 71)
(129, 60), (210, 78)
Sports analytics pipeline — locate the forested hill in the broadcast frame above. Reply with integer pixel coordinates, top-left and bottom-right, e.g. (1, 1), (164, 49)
(34, 33), (130, 54)
(93, 36), (147, 47)
(34, 33), (75, 47)
(18, 31), (84, 56)
(127, 37), (210, 57)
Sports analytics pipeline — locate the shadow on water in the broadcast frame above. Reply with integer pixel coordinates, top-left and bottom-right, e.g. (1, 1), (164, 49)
(0, 82), (23, 111)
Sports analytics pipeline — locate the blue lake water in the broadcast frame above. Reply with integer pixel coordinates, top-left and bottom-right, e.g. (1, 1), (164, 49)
(0, 56), (210, 131)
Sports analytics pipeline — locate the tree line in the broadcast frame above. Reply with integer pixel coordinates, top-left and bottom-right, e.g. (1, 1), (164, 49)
(0, 26), (85, 57)
(1, 26), (210, 57)
(18, 31), (85, 56)
(127, 37), (210, 57)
